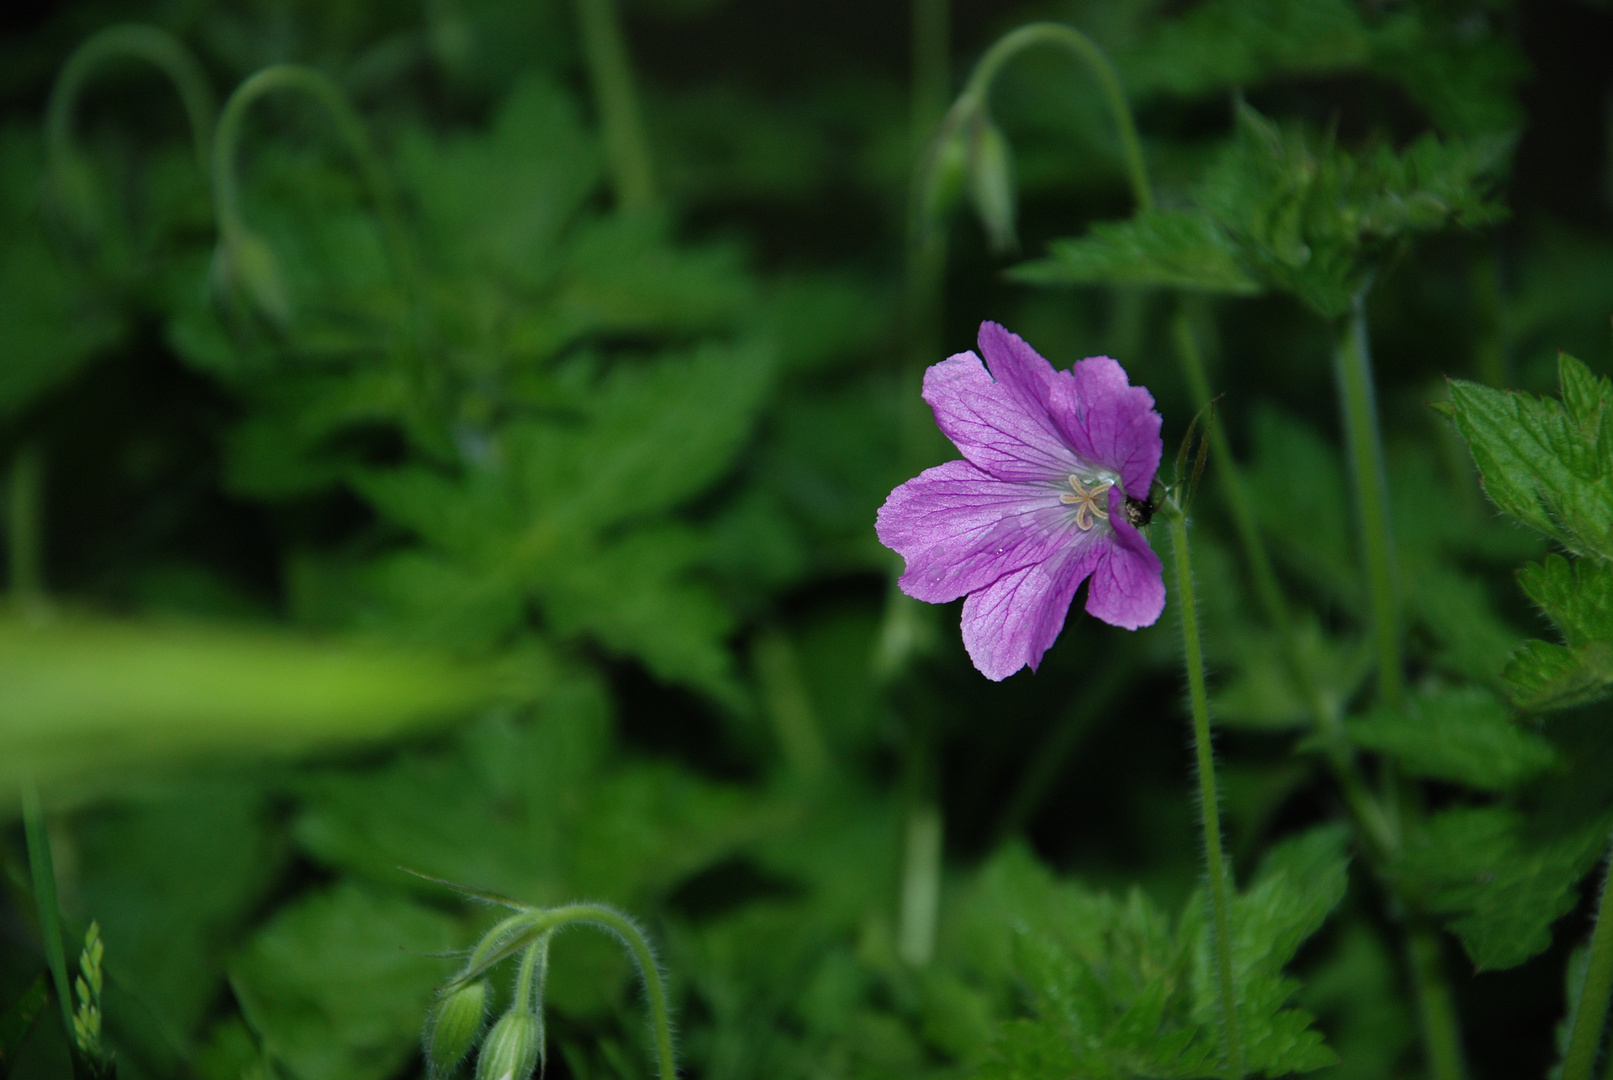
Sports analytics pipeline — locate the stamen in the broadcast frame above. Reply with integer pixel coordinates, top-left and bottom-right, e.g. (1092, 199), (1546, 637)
(1059, 474), (1113, 531)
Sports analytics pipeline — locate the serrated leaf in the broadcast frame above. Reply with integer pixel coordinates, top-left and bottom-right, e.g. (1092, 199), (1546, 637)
(1394, 806), (1610, 970)
(1504, 639), (1613, 714)
(1009, 209), (1260, 294)
(1446, 355), (1613, 560)
(229, 883), (460, 1080)
(1346, 687), (1556, 790)
(1519, 554), (1613, 647)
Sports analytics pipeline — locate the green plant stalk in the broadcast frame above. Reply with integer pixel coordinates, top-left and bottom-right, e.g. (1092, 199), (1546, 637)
(1333, 293), (1403, 709)
(9, 446), (43, 602)
(46, 23), (216, 185)
(1563, 843), (1613, 1080)
(897, 800), (943, 967)
(572, 0), (655, 210)
(512, 937), (549, 1014)
(458, 906), (676, 1080)
(1170, 309), (1398, 858)
(1164, 506), (1244, 1078)
(21, 783), (74, 1043)
(1406, 926), (1466, 1080)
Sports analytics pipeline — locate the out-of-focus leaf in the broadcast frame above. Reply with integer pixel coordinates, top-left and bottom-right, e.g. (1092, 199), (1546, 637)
(0, 976), (47, 1068)
(1345, 687), (1556, 790)
(229, 883), (459, 1080)
(1519, 554), (1613, 648)
(1446, 354), (1613, 560)
(1009, 209), (1260, 294)
(0, 613), (494, 797)
(1394, 806), (1610, 970)
(1504, 639), (1613, 714)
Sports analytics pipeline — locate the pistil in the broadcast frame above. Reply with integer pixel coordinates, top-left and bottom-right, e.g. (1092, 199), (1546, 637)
(1060, 474), (1112, 530)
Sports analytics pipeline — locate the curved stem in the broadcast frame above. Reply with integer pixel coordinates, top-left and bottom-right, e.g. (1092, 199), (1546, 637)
(958, 22), (1150, 212)
(1406, 925), (1466, 1080)
(212, 64), (415, 308)
(1563, 841), (1613, 1080)
(46, 24), (216, 186)
(1163, 503), (1244, 1077)
(513, 936), (550, 1014)
(572, 0), (655, 210)
(1333, 292), (1402, 709)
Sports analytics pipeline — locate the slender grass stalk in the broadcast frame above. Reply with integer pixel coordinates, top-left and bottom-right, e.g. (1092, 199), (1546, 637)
(21, 784), (75, 1044)
(572, 0), (655, 210)
(9, 446), (44, 603)
(1333, 292), (1403, 709)
(1563, 842), (1613, 1080)
(1163, 502), (1243, 1078)
(897, 801), (943, 967)
(45, 24), (216, 189)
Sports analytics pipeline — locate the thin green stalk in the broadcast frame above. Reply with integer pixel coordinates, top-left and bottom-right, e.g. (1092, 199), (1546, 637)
(46, 24), (216, 188)
(572, 0), (655, 210)
(957, 22), (1150, 212)
(512, 937), (550, 1014)
(1333, 292), (1403, 708)
(1564, 843), (1613, 1080)
(897, 800), (943, 967)
(753, 629), (829, 781)
(1406, 926), (1466, 1080)
(214, 65), (411, 281)
(21, 783), (74, 1044)
(9, 446), (44, 603)
(1164, 505), (1243, 1078)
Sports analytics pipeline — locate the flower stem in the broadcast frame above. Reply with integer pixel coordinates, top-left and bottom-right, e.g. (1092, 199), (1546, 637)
(46, 24), (216, 186)
(897, 800), (943, 967)
(1164, 505), (1243, 1078)
(958, 22), (1150, 212)
(21, 783), (75, 1044)
(572, 0), (655, 210)
(1333, 292), (1402, 709)
(1563, 841), (1613, 1080)
(1406, 925), (1466, 1080)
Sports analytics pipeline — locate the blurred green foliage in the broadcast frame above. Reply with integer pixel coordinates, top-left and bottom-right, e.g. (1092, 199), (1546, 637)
(0, 1), (1611, 1079)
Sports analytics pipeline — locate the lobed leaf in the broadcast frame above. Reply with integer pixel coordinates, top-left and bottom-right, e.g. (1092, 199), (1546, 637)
(1345, 687), (1557, 790)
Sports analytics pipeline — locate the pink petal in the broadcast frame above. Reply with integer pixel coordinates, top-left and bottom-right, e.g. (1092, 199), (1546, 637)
(1054, 356), (1163, 499)
(960, 542), (1105, 681)
(876, 459), (1076, 603)
(1083, 486), (1166, 629)
(922, 337), (1078, 484)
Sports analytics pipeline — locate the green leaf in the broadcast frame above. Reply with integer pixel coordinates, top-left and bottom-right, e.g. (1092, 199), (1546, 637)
(1345, 687), (1556, 790)
(229, 883), (460, 1080)
(1446, 355), (1613, 560)
(1504, 638), (1613, 714)
(0, 976), (47, 1068)
(0, 613), (495, 798)
(1009, 209), (1261, 294)
(1394, 806), (1610, 970)
(1519, 554), (1613, 647)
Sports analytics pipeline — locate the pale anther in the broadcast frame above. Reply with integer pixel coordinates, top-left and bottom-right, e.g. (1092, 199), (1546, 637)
(1059, 474), (1112, 531)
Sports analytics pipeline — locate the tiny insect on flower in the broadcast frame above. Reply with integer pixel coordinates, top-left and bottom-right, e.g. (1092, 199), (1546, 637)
(876, 321), (1166, 680)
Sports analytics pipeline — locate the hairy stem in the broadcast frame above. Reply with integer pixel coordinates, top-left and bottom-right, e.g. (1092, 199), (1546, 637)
(1333, 292), (1402, 708)
(958, 22), (1150, 212)
(1406, 926), (1466, 1080)
(1563, 842), (1613, 1080)
(22, 784), (74, 1043)
(572, 0), (655, 210)
(1164, 506), (1243, 1077)
(46, 23), (216, 186)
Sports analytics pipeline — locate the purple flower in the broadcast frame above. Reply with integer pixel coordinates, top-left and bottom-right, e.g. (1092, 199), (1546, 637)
(876, 322), (1166, 681)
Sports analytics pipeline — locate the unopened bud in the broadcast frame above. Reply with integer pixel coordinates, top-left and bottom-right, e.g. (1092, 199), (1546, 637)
(215, 230), (293, 327)
(968, 116), (1017, 253)
(476, 1011), (542, 1080)
(425, 980), (488, 1078)
(917, 114), (970, 233)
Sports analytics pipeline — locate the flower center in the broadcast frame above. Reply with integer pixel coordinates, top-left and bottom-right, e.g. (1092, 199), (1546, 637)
(1060, 474), (1113, 531)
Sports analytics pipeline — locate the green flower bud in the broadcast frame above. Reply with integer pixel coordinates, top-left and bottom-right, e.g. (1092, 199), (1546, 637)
(215, 230), (293, 327)
(968, 115), (1017, 253)
(425, 979), (489, 1078)
(476, 1011), (542, 1080)
(917, 115), (971, 233)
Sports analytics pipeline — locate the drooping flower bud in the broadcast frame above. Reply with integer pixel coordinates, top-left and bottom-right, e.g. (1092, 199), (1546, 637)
(967, 115), (1017, 253)
(476, 1011), (542, 1080)
(214, 230), (293, 327)
(425, 979), (489, 1078)
(916, 111), (971, 236)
